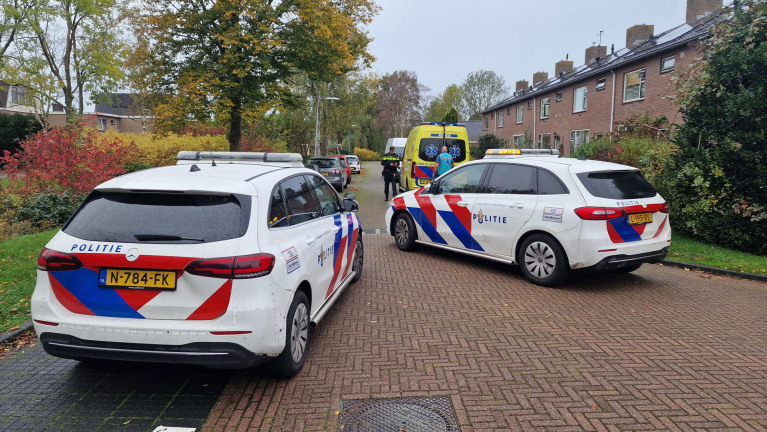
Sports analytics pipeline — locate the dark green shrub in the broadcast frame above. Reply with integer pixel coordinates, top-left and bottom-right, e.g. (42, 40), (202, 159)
(472, 133), (506, 159)
(0, 113), (43, 157)
(441, 107), (459, 123)
(16, 192), (86, 226)
(125, 161), (153, 173)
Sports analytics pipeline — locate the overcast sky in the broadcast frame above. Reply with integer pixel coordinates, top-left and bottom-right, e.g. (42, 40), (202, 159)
(366, 0), (724, 98)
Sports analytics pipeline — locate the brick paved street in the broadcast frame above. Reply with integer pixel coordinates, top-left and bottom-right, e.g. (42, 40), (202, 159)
(204, 234), (767, 431)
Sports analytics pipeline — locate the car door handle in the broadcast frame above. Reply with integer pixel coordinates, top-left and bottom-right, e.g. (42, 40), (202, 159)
(305, 236), (317, 245)
(509, 203), (525, 209)
(457, 201), (470, 207)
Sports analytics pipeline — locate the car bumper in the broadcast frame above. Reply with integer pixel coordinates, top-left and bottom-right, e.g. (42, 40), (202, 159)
(39, 332), (267, 369)
(590, 247), (669, 272)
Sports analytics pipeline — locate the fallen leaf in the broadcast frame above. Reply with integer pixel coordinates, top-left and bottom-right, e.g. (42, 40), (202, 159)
(7, 326), (18, 331)
(592, 404), (599, 411)
(123, 420), (131, 425)
(335, 410), (340, 415)
(369, 321), (377, 324)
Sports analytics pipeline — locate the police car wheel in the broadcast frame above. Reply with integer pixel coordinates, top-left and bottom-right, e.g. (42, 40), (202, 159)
(394, 213), (417, 251)
(351, 238), (364, 283)
(519, 234), (568, 287)
(268, 291), (310, 377)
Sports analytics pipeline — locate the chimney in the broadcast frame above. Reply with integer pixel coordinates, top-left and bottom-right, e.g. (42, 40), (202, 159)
(585, 45), (607, 65)
(532, 71), (549, 86)
(516, 80), (529, 92)
(555, 60), (574, 77)
(686, 0), (721, 24)
(626, 24), (654, 49)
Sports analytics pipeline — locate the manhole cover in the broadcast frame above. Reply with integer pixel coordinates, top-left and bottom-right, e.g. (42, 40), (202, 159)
(340, 396), (460, 432)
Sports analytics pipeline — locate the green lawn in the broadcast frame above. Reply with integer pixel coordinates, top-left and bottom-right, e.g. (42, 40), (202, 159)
(668, 233), (767, 275)
(0, 229), (57, 332)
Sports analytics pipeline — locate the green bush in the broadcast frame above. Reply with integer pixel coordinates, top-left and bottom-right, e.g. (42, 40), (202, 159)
(354, 147), (381, 161)
(0, 113), (42, 157)
(16, 192), (86, 227)
(572, 136), (678, 185)
(472, 133), (507, 159)
(124, 161), (153, 173)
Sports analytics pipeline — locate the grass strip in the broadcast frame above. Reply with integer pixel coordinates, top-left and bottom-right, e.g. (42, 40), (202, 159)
(668, 233), (767, 275)
(0, 229), (57, 331)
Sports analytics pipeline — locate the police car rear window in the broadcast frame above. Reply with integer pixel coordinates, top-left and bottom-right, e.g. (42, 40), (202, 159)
(418, 138), (467, 163)
(576, 171), (657, 200)
(63, 192), (248, 243)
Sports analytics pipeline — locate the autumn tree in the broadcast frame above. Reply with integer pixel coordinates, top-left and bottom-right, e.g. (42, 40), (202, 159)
(0, 0), (36, 62)
(8, 0), (128, 121)
(373, 70), (424, 138)
(424, 84), (462, 122)
(460, 70), (510, 120)
(131, 0), (378, 151)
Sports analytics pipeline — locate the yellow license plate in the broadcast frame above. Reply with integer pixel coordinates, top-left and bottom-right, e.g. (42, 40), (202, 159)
(100, 269), (176, 290)
(627, 212), (653, 225)
(420, 179), (431, 185)
(322, 172), (328, 176)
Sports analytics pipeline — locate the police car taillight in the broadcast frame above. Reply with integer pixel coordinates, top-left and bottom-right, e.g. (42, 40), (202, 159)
(574, 207), (624, 220)
(660, 203), (669, 213)
(37, 248), (83, 271)
(185, 254), (275, 279)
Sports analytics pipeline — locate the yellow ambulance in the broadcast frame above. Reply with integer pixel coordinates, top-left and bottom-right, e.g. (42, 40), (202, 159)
(399, 122), (471, 191)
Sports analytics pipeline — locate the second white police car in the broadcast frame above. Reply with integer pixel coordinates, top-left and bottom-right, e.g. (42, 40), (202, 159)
(384, 149), (671, 286)
(32, 152), (363, 377)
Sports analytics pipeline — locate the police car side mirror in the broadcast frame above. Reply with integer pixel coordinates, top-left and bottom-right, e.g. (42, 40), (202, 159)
(344, 193), (356, 200)
(343, 198), (359, 212)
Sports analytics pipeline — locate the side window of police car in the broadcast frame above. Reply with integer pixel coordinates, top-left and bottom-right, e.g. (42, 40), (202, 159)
(537, 169), (569, 195)
(433, 164), (487, 194)
(484, 164), (536, 194)
(307, 175), (341, 217)
(280, 175), (320, 225)
(268, 185), (290, 228)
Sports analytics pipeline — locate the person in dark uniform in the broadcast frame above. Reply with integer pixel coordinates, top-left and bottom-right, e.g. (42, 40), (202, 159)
(381, 146), (400, 201)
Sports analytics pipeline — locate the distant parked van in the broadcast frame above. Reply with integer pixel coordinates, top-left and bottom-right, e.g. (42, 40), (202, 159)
(386, 137), (407, 159)
(399, 122), (470, 191)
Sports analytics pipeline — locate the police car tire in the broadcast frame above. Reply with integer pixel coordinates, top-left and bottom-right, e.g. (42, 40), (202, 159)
(393, 213), (417, 251)
(351, 238), (364, 283)
(518, 234), (569, 287)
(268, 291), (310, 378)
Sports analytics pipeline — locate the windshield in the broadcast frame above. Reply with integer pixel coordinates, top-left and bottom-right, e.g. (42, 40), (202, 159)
(418, 138), (467, 163)
(310, 159), (339, 169)
(63, 192), (248, 243)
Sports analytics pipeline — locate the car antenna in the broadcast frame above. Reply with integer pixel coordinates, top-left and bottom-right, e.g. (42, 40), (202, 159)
(209, 143), (217, 167)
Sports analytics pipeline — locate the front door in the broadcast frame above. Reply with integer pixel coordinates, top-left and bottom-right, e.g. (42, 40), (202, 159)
(427, 164), (489, 251)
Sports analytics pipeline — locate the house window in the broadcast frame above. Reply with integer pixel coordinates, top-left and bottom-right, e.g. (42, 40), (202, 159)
(497, 111), (504, 128)
(594, 133), (604, 139)
(596, 77), (606, 91)
(570, 129), (590, 153)
(540, 97), (550, 119)
(52, 102), (64, 112)
(10, 86), (27, 105)
(512, 135), (525, 148)
(555, 91), (563, 102)
(527, 100), (533, 110)
(624, 68), (646, 102)
(538, 133), (552, 149)
(483, 116), (488, 130)
(98, 118), (107, 131)
(661, 56), (675, 73)
(573, 86), (587, 112)
(516, 106), (523, 124)
(490, 113), (494, 119)
(506, 107), (511, 115)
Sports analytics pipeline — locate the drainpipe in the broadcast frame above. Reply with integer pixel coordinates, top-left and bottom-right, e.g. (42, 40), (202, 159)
(533, 98), (538, 148)
(610, 69), (616, 134)
(493, 109), (497, 135)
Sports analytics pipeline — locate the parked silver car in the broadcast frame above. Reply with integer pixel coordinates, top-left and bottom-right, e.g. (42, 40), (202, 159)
(309, 157), (348, 191)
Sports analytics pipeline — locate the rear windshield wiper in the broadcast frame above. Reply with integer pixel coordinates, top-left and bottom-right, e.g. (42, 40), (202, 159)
(134, 234), (204, 242)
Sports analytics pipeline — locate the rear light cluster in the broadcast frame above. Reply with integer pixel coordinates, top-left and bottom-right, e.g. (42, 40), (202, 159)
(333, 168), (342, 175)
(184, 253), (275, 279)
(659, 203), (669, 213)
(574, 207), (624, 220)
(37, 248), (83, 271)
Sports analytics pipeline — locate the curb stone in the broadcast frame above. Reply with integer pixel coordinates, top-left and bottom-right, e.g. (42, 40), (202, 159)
(661, 260), (767, 283)
(0, 319), (34, 345)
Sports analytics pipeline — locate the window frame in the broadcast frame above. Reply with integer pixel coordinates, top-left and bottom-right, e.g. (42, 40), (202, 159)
(596, 77), (606, 91)
(555, 91), (563, 102)
(660, 56), (675, 73)
(483, 116), (488, 130)
(497, 111), (504, 128)
(276, 174), (322, 227)
(512, 135), (524, 148)
(97, 118), (108, 131)
(540, 97), (550, 119)
(527, 100), (533, 110)
(430, 163), (490, 195)
(537, 133), (552, 149)
(623, 68), (646, 102)
(570, 129), (590, 153)
(516, 106), (523, 124)
(482, 163), (537, 195)
(573, 86), (587, 113)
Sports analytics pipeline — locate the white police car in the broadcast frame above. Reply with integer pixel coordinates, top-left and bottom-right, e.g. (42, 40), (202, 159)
(32, 152), (363, 377)
(384, 149), (670, 286)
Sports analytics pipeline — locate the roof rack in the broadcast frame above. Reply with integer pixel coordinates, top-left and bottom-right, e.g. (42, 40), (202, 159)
(418, 122), (466, 127)
(176, 151), (305, 168)
(484, 148), (560, 159)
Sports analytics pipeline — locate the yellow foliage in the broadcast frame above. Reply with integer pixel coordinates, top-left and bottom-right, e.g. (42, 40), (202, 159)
(94, 131), (229, 167)
(354, 147), (380, 161)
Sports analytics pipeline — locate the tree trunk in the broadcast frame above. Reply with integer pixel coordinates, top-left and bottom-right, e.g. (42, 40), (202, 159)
(228, 99), (242, 151)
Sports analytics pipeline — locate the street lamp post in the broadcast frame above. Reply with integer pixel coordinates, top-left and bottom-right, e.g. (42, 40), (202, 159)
(314, 96), (340, 157)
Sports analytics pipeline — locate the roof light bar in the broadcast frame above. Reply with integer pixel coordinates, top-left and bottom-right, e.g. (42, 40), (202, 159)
(484, 148), (560, 159)
(176, 151), (304, 167)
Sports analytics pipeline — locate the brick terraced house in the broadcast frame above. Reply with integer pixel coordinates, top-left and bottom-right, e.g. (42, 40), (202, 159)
(482, 0), (723, 156)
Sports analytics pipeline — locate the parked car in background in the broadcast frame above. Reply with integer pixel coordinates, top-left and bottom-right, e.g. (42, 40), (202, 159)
(310, 157), (347, 191)
(332, 155), (352, 186)
(32, 151), (364, 377)
(385, 148), (670, 286)
(346, 155), (361, 174)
